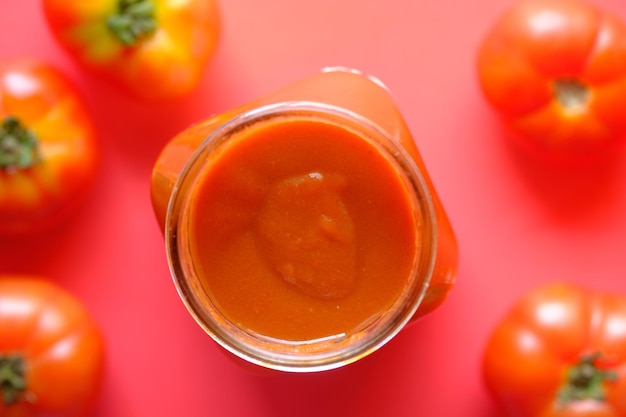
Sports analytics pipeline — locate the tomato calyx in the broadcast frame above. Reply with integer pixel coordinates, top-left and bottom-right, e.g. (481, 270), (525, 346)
(0, 116), (41, 173)
(553, 79), (589, 114)
(0, 354), (27, 406)
(557, 352), (617, 406)
(107, 0), (157, 46)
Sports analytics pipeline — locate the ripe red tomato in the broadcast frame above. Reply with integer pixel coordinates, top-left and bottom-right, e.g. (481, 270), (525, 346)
(477, 0), (626, 164)
(0, 277), (105, 417)
(0, 59), (99, 235)
(483, 283), (626, 417)
(42, 0), (221, 101)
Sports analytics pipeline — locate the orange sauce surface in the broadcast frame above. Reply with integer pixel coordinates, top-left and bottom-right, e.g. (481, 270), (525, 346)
(188, 115), (419, 341)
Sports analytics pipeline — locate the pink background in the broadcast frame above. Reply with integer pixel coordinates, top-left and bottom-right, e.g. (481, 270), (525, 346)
(2, 0), (626, 415)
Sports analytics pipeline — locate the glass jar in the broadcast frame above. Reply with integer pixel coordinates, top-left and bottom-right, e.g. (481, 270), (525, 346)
(151, 68), (458, 372)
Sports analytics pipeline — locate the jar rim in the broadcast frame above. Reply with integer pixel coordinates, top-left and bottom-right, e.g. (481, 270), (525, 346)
(165, 101), (438, 372)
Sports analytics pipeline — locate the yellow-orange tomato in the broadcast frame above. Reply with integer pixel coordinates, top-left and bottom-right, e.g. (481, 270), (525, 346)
(42, 0), (220, 101)
(0, 277), (105, 417)
(0, 59), (98, 235)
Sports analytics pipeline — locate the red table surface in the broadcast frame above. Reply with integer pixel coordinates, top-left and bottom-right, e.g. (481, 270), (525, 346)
(2, 0), (626, 416)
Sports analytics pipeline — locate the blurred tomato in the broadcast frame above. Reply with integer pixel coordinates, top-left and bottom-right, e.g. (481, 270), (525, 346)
(0, 277), (105, 417)
(0, 59), (98, 235)
(477, 0), (626, 164)
(42, 0), (221, 100)
(483, 283), (626, 417)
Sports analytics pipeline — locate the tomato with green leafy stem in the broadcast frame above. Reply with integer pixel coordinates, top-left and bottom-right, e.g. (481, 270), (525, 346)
(477, 0), (626, 164)
(42, 0), (221, 101)
(0, 277), (105, 417)
(0, 59), (98, 236)
(483, 283), (626, 417)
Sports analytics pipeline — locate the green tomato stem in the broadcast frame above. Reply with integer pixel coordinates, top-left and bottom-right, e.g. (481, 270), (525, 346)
(0, 116), (40, 172)
(0, 354), (27, 406)
(553, 79), (589, 113)
(107, 0), (157, 46)
(557, 352), (617, 406)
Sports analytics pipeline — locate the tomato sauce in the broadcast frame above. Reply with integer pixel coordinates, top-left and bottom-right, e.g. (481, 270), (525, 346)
(187, 116), (418, 341)
(151, 69), (458, 369)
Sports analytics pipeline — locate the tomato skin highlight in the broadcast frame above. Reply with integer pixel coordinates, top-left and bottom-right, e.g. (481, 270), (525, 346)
(477, 0), (626, 163)
(42, 0), (221, 101)
(0, 59), (99, 236)
(0, 277), (105, 417)
(483, 283), (626, 417)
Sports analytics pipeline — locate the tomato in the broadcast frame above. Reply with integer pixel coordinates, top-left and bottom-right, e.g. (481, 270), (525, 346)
(483, 283), (626, 417)
(0, 59), (99, 236)
(477, 0), (626, 163)
(42, 0), (221, 101)
(0, 277), (105, 417)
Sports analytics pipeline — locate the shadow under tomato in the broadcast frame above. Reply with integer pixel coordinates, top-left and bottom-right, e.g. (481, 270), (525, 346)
(72, 56), (258, 180)
(0, 230), (64, 276)
(78, 78), (203, 173)
(499, 122), (626, 220)
(0, 196), (93, 270)
(0, 164), (108, 282)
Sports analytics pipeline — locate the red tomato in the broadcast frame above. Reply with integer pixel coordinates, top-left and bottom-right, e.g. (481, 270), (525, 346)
(42, 0), (221, 101)
(477, 0), (626, 163)
(0, 277), (105, 417)
(0, 59), (99, 235)
(483, 283), (626, 417)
